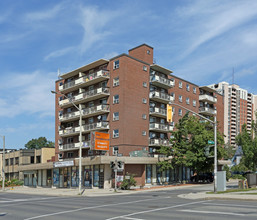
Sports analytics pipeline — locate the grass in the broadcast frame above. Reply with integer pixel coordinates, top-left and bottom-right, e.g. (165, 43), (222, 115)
(206, 188), (257, 194)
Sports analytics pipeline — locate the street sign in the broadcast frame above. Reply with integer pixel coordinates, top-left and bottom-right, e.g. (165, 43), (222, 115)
(208, 140), (214, 145)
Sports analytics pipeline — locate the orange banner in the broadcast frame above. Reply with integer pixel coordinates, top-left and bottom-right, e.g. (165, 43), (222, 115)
(95, 131), (110, 140)
(94, 139), (110, 151)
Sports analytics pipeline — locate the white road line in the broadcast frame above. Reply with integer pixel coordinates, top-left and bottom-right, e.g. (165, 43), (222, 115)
(106, 200), (206, 220)
(122, 217), (145, 220)
(205, 202), (257, 209)
(0, 197), (59, 203)
(179, 209), (245, 216)
(23, 196), (171, 220)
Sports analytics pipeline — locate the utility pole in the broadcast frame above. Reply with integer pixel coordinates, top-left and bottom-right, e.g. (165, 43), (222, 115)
(1, 135), (5, 191)
(114, 156), (117, 192)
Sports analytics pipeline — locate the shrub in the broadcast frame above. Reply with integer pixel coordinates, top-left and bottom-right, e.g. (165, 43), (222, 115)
(222, 165), (231, 181)
(121, 174), (136, 190)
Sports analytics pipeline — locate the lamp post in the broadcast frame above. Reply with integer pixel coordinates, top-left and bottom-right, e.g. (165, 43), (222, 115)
(51, 90), (83, 194)
(169, 102), (217, 193)
(0, 135), (5, 191)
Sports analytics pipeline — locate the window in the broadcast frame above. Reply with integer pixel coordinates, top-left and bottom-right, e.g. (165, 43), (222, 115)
(5, 159), (9, 166)
(67, 137), (74, 144)
(160, 119), (165, 124)
(30, 156), (34, 164)
(67, 92), (73, 98)
(150, 117), (156, 123)
(100, 99), (107, 105)
(113, 146), (119, 155)
(10, 158), (14, 165)
(142, 131), (146, 136)
(113, 129), (119, 138)
(193, 87), (197, 94)
(88, 101), (94, 107)
(143, 66), (148, 71)
(160, 133), (165, 139)
(179, 95), (182, 103)
(193, 100), (196, 107)
(179, 109), (182, 116)
(88, 117), (94, 124)
(113, 77), (119, 87)
(113, 95), (119, 104)
(15, 157), (19, 165)
(179, 81), (183, 88)
(186, 97), (190, 105)
(147, 50), (151, 55)
(36, 156), (41, 163)
(67, 152), (73, 158)
(160, 104), (165, 109)
(59, 111), (63, 116)
(142, 98), (147, 104)
(143, 82), (147, 88)
(67, 107), (73, 113)
(142, 114), (147, 119)
(113, 112), (119, 121)
(186, 84), (190, 91)
(172, 107), (175, 114)
(113, 60), (119, 69)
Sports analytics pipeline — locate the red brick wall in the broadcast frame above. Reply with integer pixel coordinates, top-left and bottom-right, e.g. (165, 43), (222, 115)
(128, 44), (153, 64)
(125, 164), (145, 186)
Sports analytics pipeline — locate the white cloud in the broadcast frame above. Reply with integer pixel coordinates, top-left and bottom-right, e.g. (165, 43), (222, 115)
(44, 46), (76, 60)
(176, 0), (257, 59)
(0, 71), (57, 118)
(25, 4), (63, 21)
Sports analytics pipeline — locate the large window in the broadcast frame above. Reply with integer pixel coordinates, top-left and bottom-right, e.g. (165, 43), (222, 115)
(113, 95), (119, 104)
(113, 77), (119, 87)
(113, 60), (119, 69)
(113, 112), (119, 121)
(113, 129), (119, 138)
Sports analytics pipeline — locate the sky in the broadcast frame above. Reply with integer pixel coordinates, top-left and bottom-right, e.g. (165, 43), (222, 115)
(0, 0), (257, 149)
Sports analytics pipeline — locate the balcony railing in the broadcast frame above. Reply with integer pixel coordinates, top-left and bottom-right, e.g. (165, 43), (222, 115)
(199, 107), (217, 115)
(149, 107), (167, 118)
(59, 70), (110, 92)
(82, 122), (109, 133)
(150, 75), (174, 89)
(149, 91), (173, 104)
(59, 127), (79, 137)
(149, 139), (170, 146)
(59, 87), (110, 107)
(149, 123), (173, 132)
(199, 94), (217, 103)
(60, 111), (80, 121)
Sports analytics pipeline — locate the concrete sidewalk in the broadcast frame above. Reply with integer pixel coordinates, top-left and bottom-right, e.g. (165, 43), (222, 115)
(1, 184), (195, 197)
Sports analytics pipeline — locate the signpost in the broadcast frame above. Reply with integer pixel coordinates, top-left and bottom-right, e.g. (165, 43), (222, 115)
(208, 140), (215, 145)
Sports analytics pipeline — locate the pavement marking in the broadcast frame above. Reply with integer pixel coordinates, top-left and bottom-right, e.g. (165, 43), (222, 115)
(0, 197), (59, 204)
(205, 202), (257, 209)
(23, 196), (171, 220)
(122, 217), (145, 220)
(179, 209), (245, 216)
(105, 200), (206, 220)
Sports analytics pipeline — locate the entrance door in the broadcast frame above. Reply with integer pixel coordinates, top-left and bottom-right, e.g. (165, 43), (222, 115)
(99, 165), (104, 188)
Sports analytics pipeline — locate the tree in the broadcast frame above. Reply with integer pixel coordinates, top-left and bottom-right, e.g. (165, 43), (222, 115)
(25, 137), (54, 149)
(223, 144), (236, 160)
(236, 113), (257, 171)
(158, 112), (225, 174)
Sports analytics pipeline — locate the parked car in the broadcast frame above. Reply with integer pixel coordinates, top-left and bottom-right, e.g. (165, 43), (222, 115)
(190, 173), (214, 183)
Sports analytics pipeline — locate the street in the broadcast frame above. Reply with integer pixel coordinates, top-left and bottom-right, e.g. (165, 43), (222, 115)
(0, 185), (257, 220)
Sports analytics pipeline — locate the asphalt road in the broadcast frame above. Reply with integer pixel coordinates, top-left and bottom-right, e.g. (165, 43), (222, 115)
(0, 185), (257, 220)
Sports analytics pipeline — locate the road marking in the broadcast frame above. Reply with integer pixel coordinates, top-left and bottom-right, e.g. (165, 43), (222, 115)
(205, 202), (257, 209)
(106, 200), (206, 220)
(122, 217), (145, 220)
(0, 197), (59, 204)
(23, 196), (171, 220)
(179, 209), (245, 216)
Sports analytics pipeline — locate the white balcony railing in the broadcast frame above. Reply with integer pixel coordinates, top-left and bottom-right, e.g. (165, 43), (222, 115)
(150, 75), (174, 89)
(149, 139), (170, 146)
(149, 91), (173, 104)
(199, 107), (217, 115)
(149, 107), (167, 117)
(199, 94), (217, 103)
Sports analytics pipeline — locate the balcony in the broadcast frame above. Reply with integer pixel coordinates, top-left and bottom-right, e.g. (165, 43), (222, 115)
(59, 141), (91, 152)
(59, 104), (110, 122)
(59, 70), (110, 93)
(150, 75), (174, 89)
(59, 127), (79, 137)
(199, 107), (217, 115)
(149, 91), (173, 104)
(149, 139), (170, 146)
(82, 122), (109, 133)
(199, 94), (217, 104)
(149, 107), (167, 118)
(59, 87), (110, 107)
(149, 123), (173, 133)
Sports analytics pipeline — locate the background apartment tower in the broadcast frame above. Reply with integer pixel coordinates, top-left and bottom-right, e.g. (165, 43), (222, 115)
(209, 82), (255, 146)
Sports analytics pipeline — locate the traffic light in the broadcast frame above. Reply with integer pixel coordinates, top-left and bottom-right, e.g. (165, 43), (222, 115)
(110, 161), (115, 169)
(167, 104), (172, 122)
(117, 161), (123, 169)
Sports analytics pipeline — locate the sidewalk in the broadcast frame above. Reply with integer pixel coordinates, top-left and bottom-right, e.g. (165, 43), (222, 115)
(0, 184), (195, 197)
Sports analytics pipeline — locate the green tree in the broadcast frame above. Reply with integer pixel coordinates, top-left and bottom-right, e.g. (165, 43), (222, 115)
(25, 137), (54, 149)
(236, 114), (257, 171)
(158, 113), (225, 174)
(223, 144), (236, 160)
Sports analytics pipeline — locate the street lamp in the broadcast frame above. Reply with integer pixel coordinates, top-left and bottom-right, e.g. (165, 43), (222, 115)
(169, 102), (217, 193)
(51, 90), (83, 194)
(0, 135), (5, 191)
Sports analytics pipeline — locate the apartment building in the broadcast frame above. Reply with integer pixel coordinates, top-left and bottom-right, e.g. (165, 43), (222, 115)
(3, 148), (55, 185)
(53, 44), (225, 189)
(209, 82), (255, 146)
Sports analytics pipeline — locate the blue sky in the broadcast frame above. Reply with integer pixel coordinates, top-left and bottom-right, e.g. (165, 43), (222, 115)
(1, 0), (257, 149)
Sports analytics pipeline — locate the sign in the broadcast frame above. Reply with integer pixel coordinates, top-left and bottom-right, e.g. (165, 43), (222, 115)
(53, 160), (74, 168)
(167, 104), (172, 122)
(208, 140), (215, 145)
(91, 131), (110, 151)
